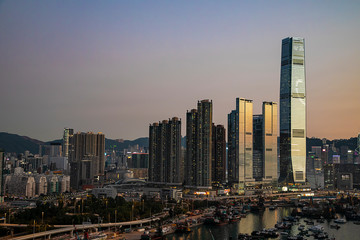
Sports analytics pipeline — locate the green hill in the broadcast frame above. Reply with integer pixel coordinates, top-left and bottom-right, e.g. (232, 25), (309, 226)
(0, 132), (149, 154)
(0, 132), (44, 154)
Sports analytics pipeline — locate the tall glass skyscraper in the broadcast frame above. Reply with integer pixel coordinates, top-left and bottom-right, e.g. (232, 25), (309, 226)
(253, 102), (278, 182)
(279, 37), (307, 184)
(228, 98), (253, 192)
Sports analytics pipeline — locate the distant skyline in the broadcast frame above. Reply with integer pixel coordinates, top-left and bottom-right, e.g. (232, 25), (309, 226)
(1, 1), (359, 141)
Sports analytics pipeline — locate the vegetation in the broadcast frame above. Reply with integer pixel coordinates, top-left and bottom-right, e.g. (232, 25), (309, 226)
(9, 195), (163, 227)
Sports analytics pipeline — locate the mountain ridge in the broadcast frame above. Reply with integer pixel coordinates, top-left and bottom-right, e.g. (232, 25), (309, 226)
(0, 132), (357, 155)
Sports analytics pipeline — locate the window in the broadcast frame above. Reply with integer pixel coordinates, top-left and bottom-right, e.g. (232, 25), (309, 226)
(293, 59), (304, 65)
(295, 171), (304, 181)
(293, 129), (305, 138)
(292, 93), (305, 98)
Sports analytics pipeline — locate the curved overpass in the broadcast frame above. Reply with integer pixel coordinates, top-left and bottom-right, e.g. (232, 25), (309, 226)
(1, 214), (166, 240)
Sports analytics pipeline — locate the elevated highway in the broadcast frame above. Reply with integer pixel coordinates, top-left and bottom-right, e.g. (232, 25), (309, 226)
(0, 214), (166, 240)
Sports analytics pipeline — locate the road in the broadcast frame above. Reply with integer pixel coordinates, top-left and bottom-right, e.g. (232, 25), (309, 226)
(1, 213), (167, 240)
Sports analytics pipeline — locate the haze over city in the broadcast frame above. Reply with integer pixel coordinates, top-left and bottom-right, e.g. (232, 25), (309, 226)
(1, 1), (359, 141)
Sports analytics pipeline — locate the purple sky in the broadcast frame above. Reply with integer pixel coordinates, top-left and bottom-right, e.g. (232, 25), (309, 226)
(1, 1), (359, 141)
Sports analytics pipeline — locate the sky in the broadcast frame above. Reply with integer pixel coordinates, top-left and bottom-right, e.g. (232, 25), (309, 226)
(0, 1), (359, 141)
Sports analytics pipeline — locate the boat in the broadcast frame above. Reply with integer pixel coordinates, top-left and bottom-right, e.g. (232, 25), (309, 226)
(141, 231), (152, 240)
(314, 232), (328, 239)
(306, 220), (314, 225)
(229, 215), (240, 223)
(334, 218), (347, 224)
(330, 224), (340, 229)
(214, 217), (227, 226)
(298, 224), (305, 231)
(295, 234), (305, 240)
(260, 229), (279, 238)
(250, 204), (265, 212)
(309, 225), (324, 233)
(175, 223), (191, 233)
(269, 205), (277, 210)
(275, 221), (292, 229)
(287, 237), (298, 240)
(89, 233), (107, 240)
(238, 233), (252, 239)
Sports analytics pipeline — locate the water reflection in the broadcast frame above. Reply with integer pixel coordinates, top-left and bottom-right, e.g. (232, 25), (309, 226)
(166, 208), (355, 240)
(166, 208), (291, 240)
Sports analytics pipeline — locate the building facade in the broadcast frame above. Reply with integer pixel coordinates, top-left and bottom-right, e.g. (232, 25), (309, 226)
(185, 100), (213, 188)
(148, 117), (182, 184)
(279, 37), (307, 184)
(228, 98), (253, 191)
(130, 153), (149, 169)
(69, 132), (105, 189)
(212, 124), (226, 185)
(262, 102), (278, 181)
(63, 128), (73, 158)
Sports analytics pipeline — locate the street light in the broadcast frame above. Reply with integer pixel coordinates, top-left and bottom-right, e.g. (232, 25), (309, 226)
(130, 204), (134, 231)
(131, 204), (134, 221)
(114, 210), (117, 233)
(33, 220), (36, 240)
(149, 208), (152, 228)
(81, 198), (84, 214)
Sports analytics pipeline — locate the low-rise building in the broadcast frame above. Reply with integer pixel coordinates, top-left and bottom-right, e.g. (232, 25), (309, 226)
(92, 187), (117, 198)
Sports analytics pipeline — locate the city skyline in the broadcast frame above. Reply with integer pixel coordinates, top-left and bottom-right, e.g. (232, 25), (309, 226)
(1, 1), (360, 141)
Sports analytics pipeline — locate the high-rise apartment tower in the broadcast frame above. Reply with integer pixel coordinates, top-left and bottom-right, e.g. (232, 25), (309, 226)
(69, 132), (105, 189)
(212, 124), (226, 185)
(63, 128), (73, 158)
(148, 117), (182, 184)
(185, 100), (213, 188)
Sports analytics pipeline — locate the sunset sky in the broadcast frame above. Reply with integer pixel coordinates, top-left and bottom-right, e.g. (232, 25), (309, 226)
(1, 1), (359, 141)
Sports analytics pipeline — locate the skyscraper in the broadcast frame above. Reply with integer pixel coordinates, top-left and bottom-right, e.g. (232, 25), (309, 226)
(279, 37), (307, 184)
(185, 109), (198, 186)
(253, 114), (264, 181)
(168, 117), (182, 184)
(185, 100), (213, 188)
(148, 117), (182, 184)
(149, 122), (161, 182)
(212, 124), (226, 185)
(262, 102), (278, 181)
(228, 98), (253, 192)
(63, 128), (73, 158)
(69, 132), (105, 189)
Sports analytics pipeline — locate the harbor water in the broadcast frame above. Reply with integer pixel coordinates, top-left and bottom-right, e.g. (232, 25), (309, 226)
(165, 207), (355, 240)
